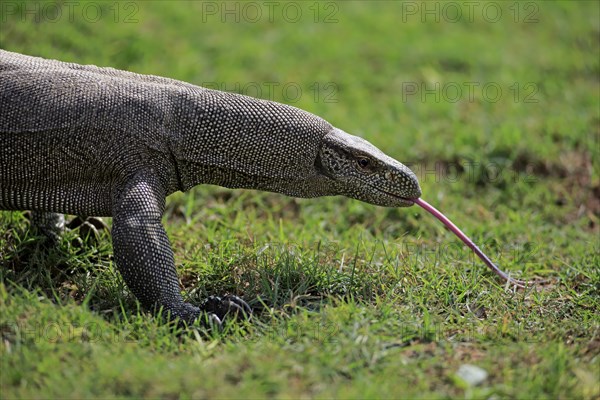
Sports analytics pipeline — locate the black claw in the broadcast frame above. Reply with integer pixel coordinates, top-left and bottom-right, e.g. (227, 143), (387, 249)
(66, 216), (108, 243)
(206, 313), (223, 331)
(201, 295), (252, 321)
(85, 217), (110, 231)
(177, 312), (222, 333)
(65, 216), (84, 230)
(222, 295), (253, 317)
(66, 216), (109, 231)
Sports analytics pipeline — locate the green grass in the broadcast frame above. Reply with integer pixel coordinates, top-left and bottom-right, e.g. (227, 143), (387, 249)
(1, 1), (599, 398)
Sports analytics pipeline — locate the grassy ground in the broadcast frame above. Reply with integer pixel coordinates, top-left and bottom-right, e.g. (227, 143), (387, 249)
(1, 1), (598, 398)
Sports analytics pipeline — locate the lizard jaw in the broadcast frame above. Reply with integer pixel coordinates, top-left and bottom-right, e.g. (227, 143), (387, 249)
(362, 183), (418, 207)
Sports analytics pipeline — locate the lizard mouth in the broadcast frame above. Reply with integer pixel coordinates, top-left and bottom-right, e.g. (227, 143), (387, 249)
(362, 182), (417, 206)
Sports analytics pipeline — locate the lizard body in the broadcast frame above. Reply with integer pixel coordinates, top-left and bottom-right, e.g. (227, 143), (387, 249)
(0, 50), (421, 324)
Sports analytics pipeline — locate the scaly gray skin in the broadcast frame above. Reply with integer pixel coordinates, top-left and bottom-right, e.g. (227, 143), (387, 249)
(0, 50), (421, 325)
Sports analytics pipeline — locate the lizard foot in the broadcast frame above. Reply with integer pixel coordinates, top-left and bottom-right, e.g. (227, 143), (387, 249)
(200, 295), (252, 322)
(66, 216), (109, 241)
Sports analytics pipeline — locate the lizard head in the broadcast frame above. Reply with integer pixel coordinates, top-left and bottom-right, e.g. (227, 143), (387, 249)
(315, 128), (421, 207)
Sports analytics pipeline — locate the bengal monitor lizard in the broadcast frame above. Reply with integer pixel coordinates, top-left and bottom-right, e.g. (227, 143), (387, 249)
(0, 50), (422, 325)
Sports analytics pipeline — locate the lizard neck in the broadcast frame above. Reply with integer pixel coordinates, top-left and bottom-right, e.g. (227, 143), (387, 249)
(171, 88), (336, 197)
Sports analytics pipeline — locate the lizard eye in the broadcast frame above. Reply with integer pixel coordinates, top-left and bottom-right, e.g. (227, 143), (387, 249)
(357, 158), (370, 169)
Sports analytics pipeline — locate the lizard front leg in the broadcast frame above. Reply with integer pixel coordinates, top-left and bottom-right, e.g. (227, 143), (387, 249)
(112, 173), (249, 326)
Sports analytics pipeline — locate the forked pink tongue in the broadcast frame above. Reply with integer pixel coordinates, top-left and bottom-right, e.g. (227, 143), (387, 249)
(412, 198), (526, 288)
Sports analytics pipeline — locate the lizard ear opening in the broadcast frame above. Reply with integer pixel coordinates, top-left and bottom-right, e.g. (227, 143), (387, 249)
(314, 149), (335, 179)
